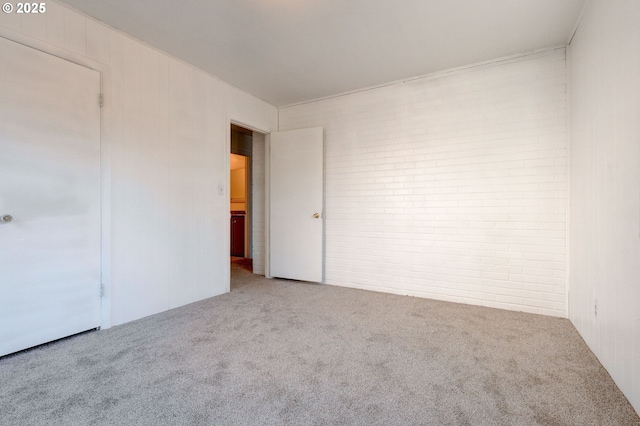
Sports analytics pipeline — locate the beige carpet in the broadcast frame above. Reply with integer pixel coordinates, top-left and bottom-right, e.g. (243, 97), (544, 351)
(0, 262), (638, 425)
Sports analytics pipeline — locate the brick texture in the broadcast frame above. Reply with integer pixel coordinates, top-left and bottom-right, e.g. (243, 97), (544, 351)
(279, 49), (568, 317)
(252, 132), (266, 275)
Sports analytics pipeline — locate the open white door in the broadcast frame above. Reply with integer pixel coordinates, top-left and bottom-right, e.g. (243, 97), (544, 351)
(0, 38), (101, 356)
(269, 127), (323, 282)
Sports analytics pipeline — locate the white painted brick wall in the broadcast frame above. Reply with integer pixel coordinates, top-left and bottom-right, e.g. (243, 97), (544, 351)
(279, 49), (568, 317)
(252, 132), (266, 275)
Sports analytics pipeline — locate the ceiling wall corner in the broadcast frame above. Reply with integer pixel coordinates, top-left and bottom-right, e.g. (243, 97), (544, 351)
(567, 0), (592, 45)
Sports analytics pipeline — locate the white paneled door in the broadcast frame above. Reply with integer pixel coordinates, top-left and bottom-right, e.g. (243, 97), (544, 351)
(269, 127), (323, 282)
(0, 37), (102, 357)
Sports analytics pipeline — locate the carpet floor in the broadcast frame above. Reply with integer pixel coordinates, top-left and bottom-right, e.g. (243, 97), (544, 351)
(1, 262), (638, 425)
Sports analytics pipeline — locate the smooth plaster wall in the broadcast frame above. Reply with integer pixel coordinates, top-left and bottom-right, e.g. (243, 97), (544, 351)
(0, 0), (277, 327)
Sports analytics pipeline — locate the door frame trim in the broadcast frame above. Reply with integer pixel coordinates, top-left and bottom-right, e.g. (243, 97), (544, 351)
(0, 28), (114, 329)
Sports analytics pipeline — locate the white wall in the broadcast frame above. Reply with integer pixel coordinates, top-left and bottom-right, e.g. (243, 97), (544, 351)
(280, 50), (568, 317)
(252, 132), (266, 275)
(0, 1), (277, 327)
(568, 0), (640, 413)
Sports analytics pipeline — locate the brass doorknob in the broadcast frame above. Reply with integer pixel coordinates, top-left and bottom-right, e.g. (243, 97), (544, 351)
(313, 213), (320, 219)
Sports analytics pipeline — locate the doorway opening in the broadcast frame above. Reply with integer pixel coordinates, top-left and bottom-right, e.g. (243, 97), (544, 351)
(229, 123), (267, 281)
(230, 152), (248, 258)
(230, 124), (252, 273)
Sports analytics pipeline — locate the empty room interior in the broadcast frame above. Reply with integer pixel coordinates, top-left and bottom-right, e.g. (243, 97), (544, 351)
(1, 0), (639, 424)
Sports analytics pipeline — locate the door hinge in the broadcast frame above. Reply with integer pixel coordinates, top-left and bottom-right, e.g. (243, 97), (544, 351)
(99, 94), (104, 108)
(100, 283), (105, 297)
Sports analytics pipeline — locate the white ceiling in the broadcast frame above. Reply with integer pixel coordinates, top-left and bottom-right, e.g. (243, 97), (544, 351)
(58, 0), (586, 107)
